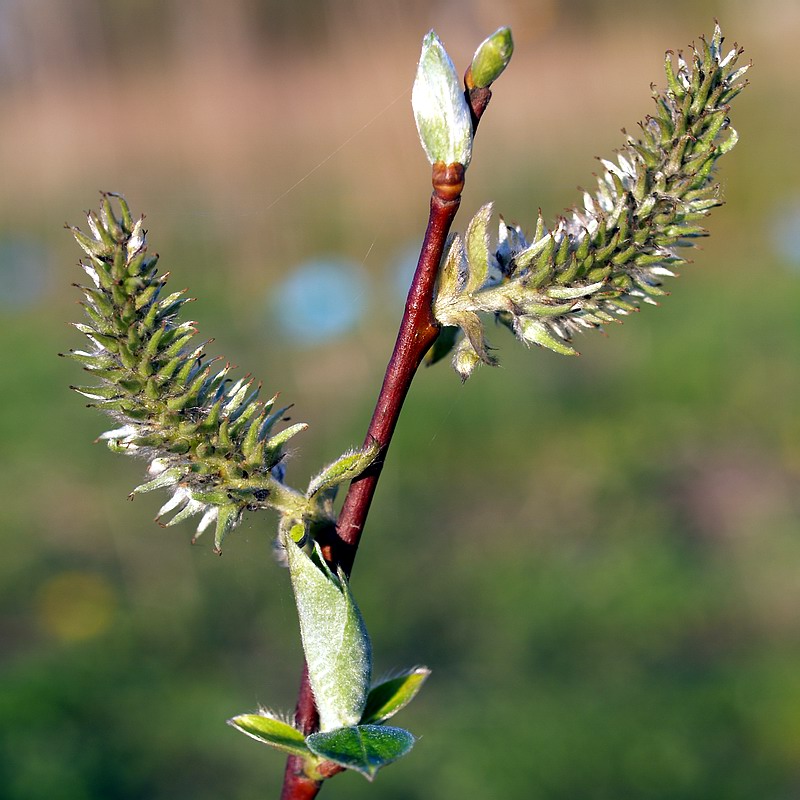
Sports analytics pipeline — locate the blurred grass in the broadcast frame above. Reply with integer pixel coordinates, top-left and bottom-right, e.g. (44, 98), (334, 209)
(2, 0), (800, 798)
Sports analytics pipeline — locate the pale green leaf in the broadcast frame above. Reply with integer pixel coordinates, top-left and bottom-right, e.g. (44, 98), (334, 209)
(361, 667), (431, 724)
(436, 234), (465, 307)
(227, 713), (310, 757)
(464, 203), (493, 293)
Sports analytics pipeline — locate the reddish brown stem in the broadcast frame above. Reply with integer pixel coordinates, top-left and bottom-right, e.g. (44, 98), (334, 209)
(279, 173), (461, 800)
(280, 84), (492, 800)
(332, 164), (464, 571)
(279, 764), (323, 800)
(280, 667), (328, 800)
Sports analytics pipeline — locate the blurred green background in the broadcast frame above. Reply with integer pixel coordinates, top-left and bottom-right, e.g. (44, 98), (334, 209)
(2, 0), (799, 798)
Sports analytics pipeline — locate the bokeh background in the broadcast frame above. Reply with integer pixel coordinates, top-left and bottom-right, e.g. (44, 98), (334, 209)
(2, 0), (799, 798)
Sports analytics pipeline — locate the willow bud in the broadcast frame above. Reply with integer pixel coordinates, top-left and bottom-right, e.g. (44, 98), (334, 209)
(469, 27), (514, 89)
(412, 31), (473, 168)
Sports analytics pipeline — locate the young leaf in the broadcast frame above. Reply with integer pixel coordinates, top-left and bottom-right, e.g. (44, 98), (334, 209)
(424, 325), (460, 367)
(305, 725), (415, 781)
(361, 667), (431, 724)
(464, 202), (494, 294)
(227, 712), (310, 757)
(283, 535), (372, 732)
(306, 439), (381, 498)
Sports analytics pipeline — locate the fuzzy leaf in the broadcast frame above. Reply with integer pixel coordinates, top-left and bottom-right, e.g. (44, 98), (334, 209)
(436, 234), (465, 305)
(452, 335), (482, 381)
(464, 203), (493, 293)
(361, 667), (431, 724)
(305, 725), (415, 781)
(283, 536), (372, 732)
(306, 440), (381, 498)
(458, 311), (496, 366)
(227, 713), (310, 757)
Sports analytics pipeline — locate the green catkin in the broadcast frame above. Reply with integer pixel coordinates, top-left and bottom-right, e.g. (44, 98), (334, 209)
(433, 24), (748, 378)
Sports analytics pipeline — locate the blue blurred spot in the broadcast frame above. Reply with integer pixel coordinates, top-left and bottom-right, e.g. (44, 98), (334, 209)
(0, 239), (48, 309)
(271, 257), (367, 345)
(389, 242), (420, 306)
(772, 197), (800, 273)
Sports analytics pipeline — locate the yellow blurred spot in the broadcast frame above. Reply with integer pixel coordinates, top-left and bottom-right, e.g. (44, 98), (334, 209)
(36, 571), (116, 642)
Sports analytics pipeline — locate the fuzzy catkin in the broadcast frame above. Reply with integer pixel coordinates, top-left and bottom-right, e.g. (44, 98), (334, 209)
(433, 25), (749, 379)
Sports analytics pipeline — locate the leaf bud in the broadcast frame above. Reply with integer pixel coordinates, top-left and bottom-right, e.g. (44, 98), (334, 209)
(468, 27), (514, 89)
(412, 31), (473, 168)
